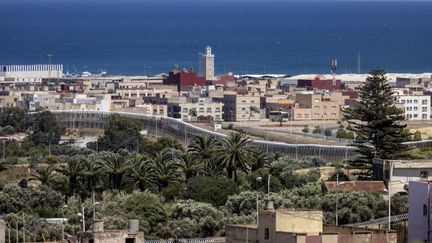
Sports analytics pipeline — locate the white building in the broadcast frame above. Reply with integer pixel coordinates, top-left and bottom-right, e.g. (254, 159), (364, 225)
(201, 46), (215, 81)
(395, 94), (431, 120)
(0, 64), (63, 79)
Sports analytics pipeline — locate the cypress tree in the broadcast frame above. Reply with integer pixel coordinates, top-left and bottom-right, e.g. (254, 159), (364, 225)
(343, 69), (410, 172)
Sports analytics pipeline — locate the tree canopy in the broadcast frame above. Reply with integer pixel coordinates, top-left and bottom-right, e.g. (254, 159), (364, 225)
(343, 69), (410, 171)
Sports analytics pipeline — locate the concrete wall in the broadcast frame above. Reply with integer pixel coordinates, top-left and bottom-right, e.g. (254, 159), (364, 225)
(225, 225), (258, 243)
(0, 220), (5, 243)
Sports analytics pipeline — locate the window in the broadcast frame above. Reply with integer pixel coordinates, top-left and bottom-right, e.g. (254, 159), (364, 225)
(422, 107), (428, 112)
(423, 100), (428, 105)
(420, 171), (429, 179)
(423, 114), (428, 119)
(414, 107), (418, 111)
(414, 100), (418, 104)
(126, 238), (136, 243)
(401, 100), (405, 104)
(314, 106), (319, 110)
(264, 228), (270, 240)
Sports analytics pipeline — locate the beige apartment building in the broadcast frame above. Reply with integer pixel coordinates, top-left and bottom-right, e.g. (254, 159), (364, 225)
(226, 204), (396, 243)
(118, 103), (168, 116)
(293, 92), (347, 121)
(169, 98), (223, 122)
(222, 93), (261, 121)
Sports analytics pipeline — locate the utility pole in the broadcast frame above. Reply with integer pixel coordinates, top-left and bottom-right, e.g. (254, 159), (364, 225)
(336, 173), (339, 226)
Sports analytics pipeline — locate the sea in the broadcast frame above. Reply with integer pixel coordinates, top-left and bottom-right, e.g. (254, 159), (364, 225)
(0, 0), (432, 76)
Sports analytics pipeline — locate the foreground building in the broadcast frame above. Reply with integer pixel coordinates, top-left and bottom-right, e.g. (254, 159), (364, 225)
(408, 180), (432, 242)
(82, 220), (144, 243)
(226, 203), (396, 243)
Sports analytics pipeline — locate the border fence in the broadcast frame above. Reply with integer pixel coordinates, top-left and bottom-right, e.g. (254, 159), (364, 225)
(48, 110), (432, 163)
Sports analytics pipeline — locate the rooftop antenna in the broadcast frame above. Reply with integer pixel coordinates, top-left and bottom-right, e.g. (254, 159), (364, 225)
(331, 58), (337, 86)
(357, 53), (361, 74)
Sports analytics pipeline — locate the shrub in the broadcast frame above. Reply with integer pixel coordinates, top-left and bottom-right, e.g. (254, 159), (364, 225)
(302, 126), (309, 133)
(313, 126), (321, 134)
(185, 176), (238, 206)
(324, 129), (332, 137)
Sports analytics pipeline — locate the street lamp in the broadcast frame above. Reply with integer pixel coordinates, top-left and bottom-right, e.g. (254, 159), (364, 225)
(92, 202), (100, 221)
(267, 174), (272, 197)
(256, 176), (263, 225)
(78, 205), (85, 232)
(384, 180), (398, 230)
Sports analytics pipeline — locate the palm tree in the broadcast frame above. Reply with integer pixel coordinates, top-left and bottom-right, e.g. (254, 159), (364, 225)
(201, 161), (225, 178)
(149, 149), (180, 191)
(177, 151), (201, 181)
(30, 166), (57, 186)
(188, 134), (217, 162)
(128, 154), (156, 191)
(101, 153), (131, 190)
(57, 157), (83, 196)
(82, 155), (101, 193)
(213, 132), (257, 181)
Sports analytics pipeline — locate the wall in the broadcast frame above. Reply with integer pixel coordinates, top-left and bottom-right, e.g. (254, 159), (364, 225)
(408, 181), (431, 242)
(83, 231), (144, 243)
(275, 210), (322, 234)
(225, 225), (258, 243)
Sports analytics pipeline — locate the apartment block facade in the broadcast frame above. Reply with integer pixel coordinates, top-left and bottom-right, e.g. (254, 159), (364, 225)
(222, 93), (261, 121)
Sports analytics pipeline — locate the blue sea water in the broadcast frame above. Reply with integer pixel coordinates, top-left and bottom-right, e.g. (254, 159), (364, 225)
(0, 0), (431, 75)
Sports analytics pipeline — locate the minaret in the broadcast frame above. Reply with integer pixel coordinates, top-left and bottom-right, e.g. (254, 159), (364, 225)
(202, 46), (215, 81)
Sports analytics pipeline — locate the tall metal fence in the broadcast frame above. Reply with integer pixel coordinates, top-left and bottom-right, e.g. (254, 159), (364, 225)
(145, 238), (225, 243)
(49, 110), (432, 163)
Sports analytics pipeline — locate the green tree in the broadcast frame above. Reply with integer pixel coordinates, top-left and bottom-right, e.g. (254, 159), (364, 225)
(185, 176), (238, 206)
(188, 134), (217, 163)
(128, 154), (156, 192)
(302, 126), (309, 133)
(0, 107), (29, 132)
(313, 125), (322, 134)
(29, 166), (57, 186)
(249, 106), (260, 120)
(28, 111), (65, 146)
(82, 155), (101, 193)
(95, 114), (143, 152)
(214, 133), (257, 181)
(412, 131), (422, 141)
(101, 153), (131, 190)
(150, 150), (180, 191)
(57, 156), (83, 196)
(177, 151), (202, 181)
(343, 69), (410, 171)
